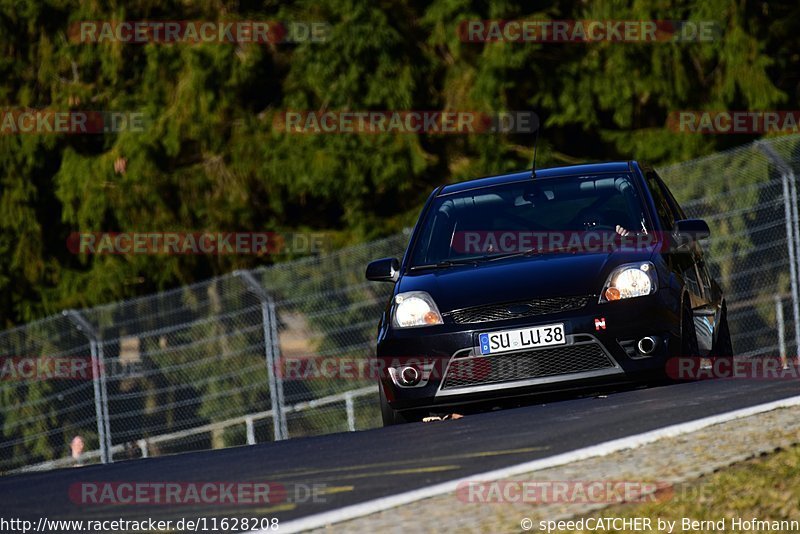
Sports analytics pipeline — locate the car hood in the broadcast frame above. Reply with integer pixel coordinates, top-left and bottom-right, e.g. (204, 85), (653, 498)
(397, 251), (651, 312)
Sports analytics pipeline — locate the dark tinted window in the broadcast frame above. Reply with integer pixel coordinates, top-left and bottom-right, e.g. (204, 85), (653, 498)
(655, 173), (687, 220)
(410, 173), (648, 266)
(645, 171), (675, 230)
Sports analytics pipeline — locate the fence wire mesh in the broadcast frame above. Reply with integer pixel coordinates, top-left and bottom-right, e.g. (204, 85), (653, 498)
(3, 136), (800, 474)
(659, 136), (800, 360)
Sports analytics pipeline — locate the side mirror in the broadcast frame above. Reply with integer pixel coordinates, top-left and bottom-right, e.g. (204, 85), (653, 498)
(673, 219), (710, 245)
(366, 257), (400, 282)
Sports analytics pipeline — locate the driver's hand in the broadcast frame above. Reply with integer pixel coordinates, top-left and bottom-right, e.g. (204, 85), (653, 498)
(615, 225), (631, 237)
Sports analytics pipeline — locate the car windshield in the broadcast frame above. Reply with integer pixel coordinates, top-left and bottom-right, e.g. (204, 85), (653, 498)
(409, 173), (649, 268)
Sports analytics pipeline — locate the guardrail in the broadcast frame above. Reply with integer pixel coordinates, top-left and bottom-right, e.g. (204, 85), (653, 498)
(10, 385), (376, 473)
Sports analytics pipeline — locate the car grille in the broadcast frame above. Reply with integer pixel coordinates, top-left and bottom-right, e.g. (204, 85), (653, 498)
(440, 342), (616, 390)
(444, 296), (590, 324)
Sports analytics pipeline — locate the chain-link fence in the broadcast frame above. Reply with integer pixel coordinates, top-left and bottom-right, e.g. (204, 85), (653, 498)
(3, 135), (800, 474)
(659, 136), (800, 361)
(0, 233), (409, 474)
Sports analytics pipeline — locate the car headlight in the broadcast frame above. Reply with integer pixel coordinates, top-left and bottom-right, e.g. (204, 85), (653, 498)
(392, 291), (443, 328)
(599, 262), (657, 303)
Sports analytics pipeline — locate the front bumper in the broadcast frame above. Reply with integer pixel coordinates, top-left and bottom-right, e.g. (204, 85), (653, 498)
(377, 289), (680, 412)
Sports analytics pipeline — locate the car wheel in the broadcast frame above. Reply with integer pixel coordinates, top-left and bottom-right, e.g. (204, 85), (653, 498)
(380, 384), (412, 426)
(658, 303), (698, 384)
(681, 300), (700, 358)
(663, 301), (702, 383)
(710, 303), (733, 358)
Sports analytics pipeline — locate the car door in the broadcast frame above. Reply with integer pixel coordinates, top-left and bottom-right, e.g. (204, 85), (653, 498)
(651, 171), (717, 353)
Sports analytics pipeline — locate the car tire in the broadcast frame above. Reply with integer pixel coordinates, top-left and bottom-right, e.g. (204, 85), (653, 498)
(681, 300), (700, 359)
(657, 302), (699, 385)
(660, 302), (700, 384)
(380, 384), (411, 426)
(710, 303), (733, 358)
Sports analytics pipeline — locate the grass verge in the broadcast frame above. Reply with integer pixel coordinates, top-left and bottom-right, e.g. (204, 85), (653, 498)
(563, 443), (800, 533)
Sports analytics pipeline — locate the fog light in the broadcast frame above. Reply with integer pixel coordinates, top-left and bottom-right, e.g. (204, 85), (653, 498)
(398, 366), (420, 386)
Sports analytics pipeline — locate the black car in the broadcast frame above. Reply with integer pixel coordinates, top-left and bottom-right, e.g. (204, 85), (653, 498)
(366, 161), (732, 425)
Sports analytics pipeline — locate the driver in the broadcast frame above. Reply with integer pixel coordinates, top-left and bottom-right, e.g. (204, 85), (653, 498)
(575, 207), (639, 237)
(615, 225), (632, 236)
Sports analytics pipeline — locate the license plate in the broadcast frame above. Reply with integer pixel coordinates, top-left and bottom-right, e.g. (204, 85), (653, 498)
(478, 323), (566, 355)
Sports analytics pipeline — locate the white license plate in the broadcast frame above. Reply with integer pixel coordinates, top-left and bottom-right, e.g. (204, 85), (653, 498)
(478, 323), (566, 355)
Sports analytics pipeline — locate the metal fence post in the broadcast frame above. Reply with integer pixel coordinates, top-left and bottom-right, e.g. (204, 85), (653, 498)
(757, 141), (800, 359)
(234, 270), (287, 441)
(64, 310), (111, 464)
(790, 168), (800, 312)
(268, 297), (289, 440)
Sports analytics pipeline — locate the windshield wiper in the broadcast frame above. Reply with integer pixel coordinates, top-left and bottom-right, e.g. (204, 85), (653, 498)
(485, 247), (546, 262)
(409, 257), (488, 271)
(485, 245), (577, 262)
(411, 247), (570, 271)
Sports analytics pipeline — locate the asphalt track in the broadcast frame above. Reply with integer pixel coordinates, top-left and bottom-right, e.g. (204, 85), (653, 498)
(3, 378), (800, 530)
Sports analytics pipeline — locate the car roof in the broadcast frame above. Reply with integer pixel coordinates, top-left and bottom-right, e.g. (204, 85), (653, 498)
(437, 161), (636, 196)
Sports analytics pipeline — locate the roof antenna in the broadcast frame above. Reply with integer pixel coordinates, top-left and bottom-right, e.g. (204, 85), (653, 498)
(530, 112), (540, 179)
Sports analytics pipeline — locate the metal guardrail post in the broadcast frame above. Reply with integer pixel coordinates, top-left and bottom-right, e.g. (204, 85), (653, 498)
(64, 310), (111, 464)
(776, 295), (787, 367)
(245, 416), (256, 445)
(345, 391), (356, 432)
(234, 270), (287, 441)
(757, 141), (800, 359)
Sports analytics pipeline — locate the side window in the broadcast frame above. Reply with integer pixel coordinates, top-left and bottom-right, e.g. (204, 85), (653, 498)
(645, 171), (675, 230)
(654, 172), (687, 221)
